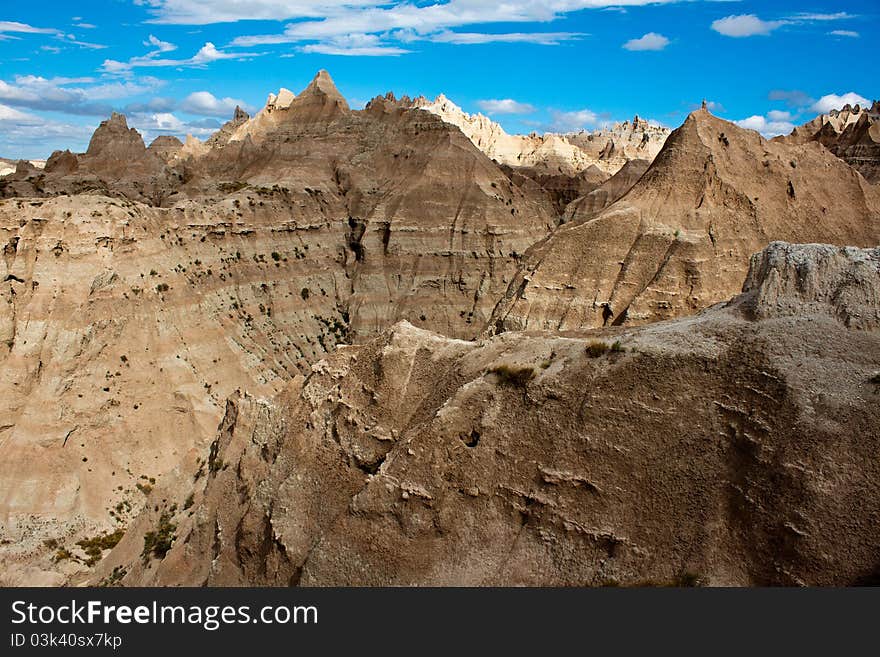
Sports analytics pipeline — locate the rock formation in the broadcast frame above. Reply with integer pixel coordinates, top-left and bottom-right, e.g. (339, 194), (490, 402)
(0, 71), (557, 584)
(490, 107), (880, 333)
(90, 242), (880, 587)
(780, 101), (880, 183)
(1, 72), (879, 587)
(407, 95), (670, 176)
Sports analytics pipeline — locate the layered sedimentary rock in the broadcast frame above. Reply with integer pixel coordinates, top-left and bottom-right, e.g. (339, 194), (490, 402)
(3, 71), (880, 587)
(562, 158), (650, 220)
(781, 101), (880, 183)
(490, 108), (880, 332)
(0, 71), (556, 584)
(93, 242), (880, 587)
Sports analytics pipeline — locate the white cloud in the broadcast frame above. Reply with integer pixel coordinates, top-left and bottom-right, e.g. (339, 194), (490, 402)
(791, 12), (855, 21)
(623, 32), (669, 51)
(734, 114), (795, 137)
(711, 14), (786, 37)
(180, 91), (250, 117)
(549, 108), (600, 132)
(828, 30), (859, 38)
(0, 103), (38, 123)
(144, 34), (177, 52)
(767, 110), (792, 122)
(812, 92), (871, 114)
(0, 21), (59, 35)
(142, 0), (687, 26)
(103, 42), (262, 73)
(0, 104), (96, 158)
(476, 99), (536, 115)
(127, 111), (219, 145)
(223, 0), (671, 52)
(298, 33), (409, 56)
(0, 75), (163, 115)
(74, 23), (97, 29)
(430, 31), (584, 45)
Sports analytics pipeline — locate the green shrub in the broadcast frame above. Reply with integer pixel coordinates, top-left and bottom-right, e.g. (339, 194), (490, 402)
(610, 340), (624, 353)
(142, 511), (176, 562)
(489, 365), (536, 387)
(586, 341), (609, 358)
(53, 547), (74, 563)
(77, 529), (126, 566)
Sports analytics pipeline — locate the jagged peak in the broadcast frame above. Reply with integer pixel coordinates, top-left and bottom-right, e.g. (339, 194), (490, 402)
(303, 70), (344, 100)
(105, 111), (129, 128)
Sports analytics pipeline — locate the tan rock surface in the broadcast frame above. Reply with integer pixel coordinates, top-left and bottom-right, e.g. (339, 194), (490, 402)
(491, 108), (880, 333)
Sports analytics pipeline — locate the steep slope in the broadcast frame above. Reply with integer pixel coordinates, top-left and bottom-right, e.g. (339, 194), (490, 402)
(490, 108), (880, 332)
(562, 158), (650, 220)
(94, 242), (880, 587)
(566, 116), (669, 171)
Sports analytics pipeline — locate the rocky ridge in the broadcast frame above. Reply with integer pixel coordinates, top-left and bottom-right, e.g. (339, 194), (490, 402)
(490, 107), (880, 333)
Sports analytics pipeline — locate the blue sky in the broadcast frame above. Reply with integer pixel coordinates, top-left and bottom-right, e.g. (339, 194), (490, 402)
(0, 0), (876, 158)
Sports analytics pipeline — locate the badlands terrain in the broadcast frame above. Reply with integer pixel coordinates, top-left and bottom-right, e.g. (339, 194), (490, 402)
(0, 71), (877, 586)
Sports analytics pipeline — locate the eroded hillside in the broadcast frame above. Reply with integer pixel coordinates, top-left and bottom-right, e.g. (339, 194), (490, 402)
(91, 242), (880, 587)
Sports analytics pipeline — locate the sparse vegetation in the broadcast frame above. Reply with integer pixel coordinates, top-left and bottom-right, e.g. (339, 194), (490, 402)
(489, 365), (536, 387)
(183, 493), (195, 510)
(142, 510), (176, 562)
(610, 340), (625, 353)
(98, 565), (127, 587)
(77, 528), (126, 566)
(53, 547), (74, 563)
(586, 341), (610, 358)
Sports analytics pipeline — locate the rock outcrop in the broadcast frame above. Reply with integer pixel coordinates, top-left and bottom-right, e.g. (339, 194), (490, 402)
(562, 158), (650, 220)
(93, 241), (880, 587)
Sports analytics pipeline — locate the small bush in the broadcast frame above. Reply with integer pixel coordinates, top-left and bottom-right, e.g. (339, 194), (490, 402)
(53, 547), (74, 563)
(610, 341), (624, 353)
(183, 493), (195, 510)
(142, 511), (176, 562)
(586, 341), (609, 358)
(156, 283), (169, 293)
(489, 365), (536, 387)
(77, 529), (125, 566)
